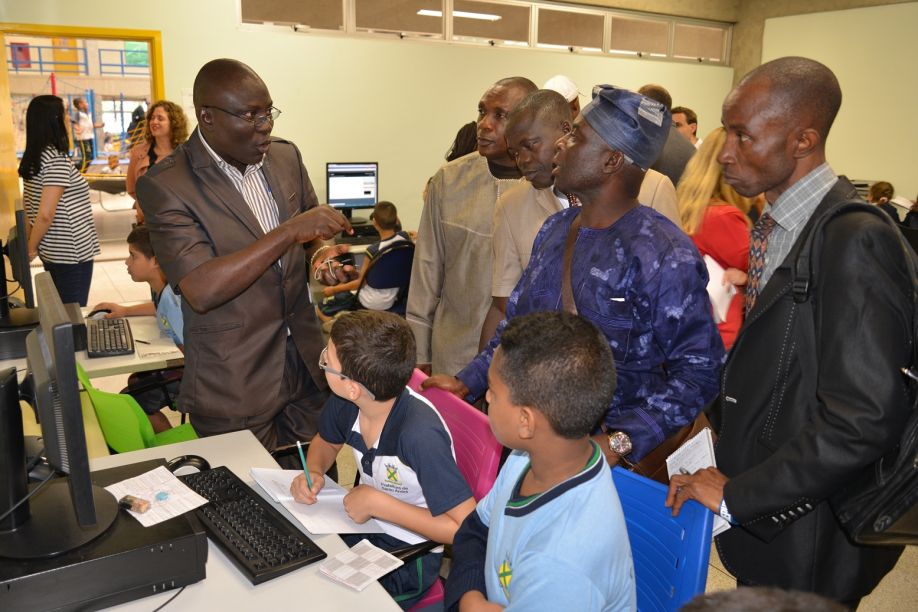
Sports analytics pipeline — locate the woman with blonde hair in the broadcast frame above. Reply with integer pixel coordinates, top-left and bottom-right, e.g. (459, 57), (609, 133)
(126, 100), (189, 223)
(676, 127), (754, 349)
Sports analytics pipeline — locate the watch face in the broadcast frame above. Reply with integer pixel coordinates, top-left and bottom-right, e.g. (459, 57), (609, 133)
(609, 432), (632, 455)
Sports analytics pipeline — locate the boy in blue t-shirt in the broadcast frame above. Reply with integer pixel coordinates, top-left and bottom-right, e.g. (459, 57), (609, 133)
(291, 310), (475, 609)
(445, 311), (636, 611)
(91, 225), (183, 433)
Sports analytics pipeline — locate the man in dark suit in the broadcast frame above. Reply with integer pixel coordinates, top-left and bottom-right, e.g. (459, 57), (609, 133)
(137, 59), (354, 452)
(666, 57), (911, 606)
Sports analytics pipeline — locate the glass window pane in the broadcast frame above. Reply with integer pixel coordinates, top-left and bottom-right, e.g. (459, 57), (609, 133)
(241, 0), (343, 31)
(357, 0), (443, 36)
(609, 16), (668, 57)
(453, 0), (530, 45)
(673, 23), (727, 62)
(537, 9), (603, 52)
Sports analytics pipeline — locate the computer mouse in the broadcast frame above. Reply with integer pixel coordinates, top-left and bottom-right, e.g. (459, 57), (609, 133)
(167, 454), (211, 476)
(87, 309), (111, 319)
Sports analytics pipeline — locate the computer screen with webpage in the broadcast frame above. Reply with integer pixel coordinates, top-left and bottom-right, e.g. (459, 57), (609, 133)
(326, 162), (378, 215)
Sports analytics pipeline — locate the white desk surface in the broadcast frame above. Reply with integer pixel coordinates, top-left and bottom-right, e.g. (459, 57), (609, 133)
(92, 430), (400, 611)
(1, 315), (183, 380)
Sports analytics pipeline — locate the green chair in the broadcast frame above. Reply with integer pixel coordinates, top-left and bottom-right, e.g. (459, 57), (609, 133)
(76, 364), (198, 454)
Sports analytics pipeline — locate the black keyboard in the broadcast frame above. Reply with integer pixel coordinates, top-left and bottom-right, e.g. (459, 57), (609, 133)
(179, 466), (327, 585)
(86, 317), (135, 358)
(337, 233), (379, 246)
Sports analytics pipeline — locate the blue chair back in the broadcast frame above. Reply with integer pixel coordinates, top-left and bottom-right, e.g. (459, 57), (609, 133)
(612, 467), (713, 611)
(358, 241), (415, 314)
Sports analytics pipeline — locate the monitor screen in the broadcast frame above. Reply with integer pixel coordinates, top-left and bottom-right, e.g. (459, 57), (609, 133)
(7, 208), (35, 308)
(326, 162), (378, 210)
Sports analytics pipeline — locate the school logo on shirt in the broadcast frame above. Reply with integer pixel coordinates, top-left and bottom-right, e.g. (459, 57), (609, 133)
(385, 463), (400, 484)
(498, 558), (512, 600)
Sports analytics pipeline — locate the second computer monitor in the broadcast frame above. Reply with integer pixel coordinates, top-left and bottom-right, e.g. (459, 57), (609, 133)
(326, 162), (378, 221)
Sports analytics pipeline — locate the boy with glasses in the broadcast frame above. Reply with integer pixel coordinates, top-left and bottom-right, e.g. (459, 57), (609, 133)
(291, 310), (475, 608)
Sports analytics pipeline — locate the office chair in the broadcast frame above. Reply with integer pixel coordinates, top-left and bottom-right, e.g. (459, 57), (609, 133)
(398, 369), (504, 610)
(77, 364), (198, 454)
(612, 467), (713, 612)
(354, 241), (415, 316)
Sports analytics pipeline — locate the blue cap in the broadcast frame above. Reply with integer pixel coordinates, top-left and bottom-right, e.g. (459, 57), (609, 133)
(581, 85), (670, 171)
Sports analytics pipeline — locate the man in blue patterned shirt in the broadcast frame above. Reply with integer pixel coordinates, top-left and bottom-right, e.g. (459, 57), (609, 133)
(426, 86), (724, 467)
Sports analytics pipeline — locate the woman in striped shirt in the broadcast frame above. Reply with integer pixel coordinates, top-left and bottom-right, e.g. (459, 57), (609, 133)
(18, 95), (100, 306)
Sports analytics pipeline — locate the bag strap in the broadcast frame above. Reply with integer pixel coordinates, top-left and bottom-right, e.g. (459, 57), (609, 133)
(793, 199), (918, 399)
(561, 214), (582, 315)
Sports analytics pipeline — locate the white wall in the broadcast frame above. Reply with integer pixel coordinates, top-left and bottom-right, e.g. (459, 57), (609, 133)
(2, 1), (734, 228)
(763, 3), (918, 202)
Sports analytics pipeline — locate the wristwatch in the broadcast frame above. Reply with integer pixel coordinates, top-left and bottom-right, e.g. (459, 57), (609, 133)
(607, 431), (632, 456)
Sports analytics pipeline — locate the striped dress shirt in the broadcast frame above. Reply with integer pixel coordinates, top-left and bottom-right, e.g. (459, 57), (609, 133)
(199, 133), (280, 235)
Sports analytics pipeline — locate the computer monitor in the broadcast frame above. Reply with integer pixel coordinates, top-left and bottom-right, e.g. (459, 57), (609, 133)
(326, 162), (378, 223)
(0, 272), (117, 559)
(0, 206), (38, 329)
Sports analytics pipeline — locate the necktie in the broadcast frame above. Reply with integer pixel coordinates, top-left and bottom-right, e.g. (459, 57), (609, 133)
(745, 212), (777, 313)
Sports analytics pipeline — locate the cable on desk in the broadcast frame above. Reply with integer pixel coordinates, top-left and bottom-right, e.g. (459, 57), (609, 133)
(0, 470), (55, 522)
(150, 586), (185, 611)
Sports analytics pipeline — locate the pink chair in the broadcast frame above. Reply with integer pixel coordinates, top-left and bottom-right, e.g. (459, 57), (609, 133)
(406, 368), (503, 610)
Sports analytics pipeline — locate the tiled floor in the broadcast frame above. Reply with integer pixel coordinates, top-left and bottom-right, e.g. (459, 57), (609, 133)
(76, 223), (918, 608)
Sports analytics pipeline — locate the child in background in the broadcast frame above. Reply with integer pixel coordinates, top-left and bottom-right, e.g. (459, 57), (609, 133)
(91, 226), (183, 433)
(291, 310), (475, 609)
(445, 311), (636, 611)
(317, 201), (412, 320)
(98, 154), (123, 174)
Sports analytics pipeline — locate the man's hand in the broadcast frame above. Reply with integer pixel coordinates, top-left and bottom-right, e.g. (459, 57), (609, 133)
(290, 472), (325, 505)
(312, 244), (358, 286)
(343, 485), (380, 524)
(421, 374), (469, 399)
(666, 466), (728, 516)
(28, 248), (38, 262)
(286, 205), (352, 244)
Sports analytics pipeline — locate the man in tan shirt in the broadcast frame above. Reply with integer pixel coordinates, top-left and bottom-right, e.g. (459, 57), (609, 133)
(407, 77), (537, 376)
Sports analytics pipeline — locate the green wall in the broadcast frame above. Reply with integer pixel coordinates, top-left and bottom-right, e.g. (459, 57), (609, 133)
(763, 2), (918, 203)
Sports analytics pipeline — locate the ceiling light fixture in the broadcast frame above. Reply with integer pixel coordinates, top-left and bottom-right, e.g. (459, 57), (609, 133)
(417, 9), (502, 22)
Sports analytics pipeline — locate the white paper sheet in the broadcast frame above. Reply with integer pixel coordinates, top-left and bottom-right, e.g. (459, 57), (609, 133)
(250, 468), (385, 535)
(666, 428), (731, 536)
(104, 465), (208, 527)
(703, 255), (737, 324)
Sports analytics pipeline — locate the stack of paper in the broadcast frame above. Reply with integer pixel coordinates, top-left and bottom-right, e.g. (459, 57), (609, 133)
(665, 428), (731, 536)
(703, 255), (737, 324)
(250, 468), (385, 535)
(319, 539), (403, 592)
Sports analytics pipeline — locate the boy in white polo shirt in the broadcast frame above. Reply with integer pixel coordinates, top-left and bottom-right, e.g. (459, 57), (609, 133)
(291, 310), (475, 608)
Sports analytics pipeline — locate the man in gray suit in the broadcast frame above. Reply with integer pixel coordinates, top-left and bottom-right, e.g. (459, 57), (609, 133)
(137, 59), (353, 452)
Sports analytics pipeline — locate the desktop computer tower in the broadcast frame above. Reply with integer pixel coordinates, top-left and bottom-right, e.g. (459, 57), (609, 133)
(0, 459), (208, 611)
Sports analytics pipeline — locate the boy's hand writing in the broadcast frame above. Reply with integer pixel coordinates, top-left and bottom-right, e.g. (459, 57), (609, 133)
(343, 485), (380, 523)
(290, 471), (325, 504)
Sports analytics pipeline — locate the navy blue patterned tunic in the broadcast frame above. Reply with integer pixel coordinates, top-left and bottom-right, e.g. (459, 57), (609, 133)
(458, 205), (725, 460)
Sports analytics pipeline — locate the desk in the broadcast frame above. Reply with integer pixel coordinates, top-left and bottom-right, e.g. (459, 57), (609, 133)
(92, 431), (400, 611)
(0, 315), (183, 379)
